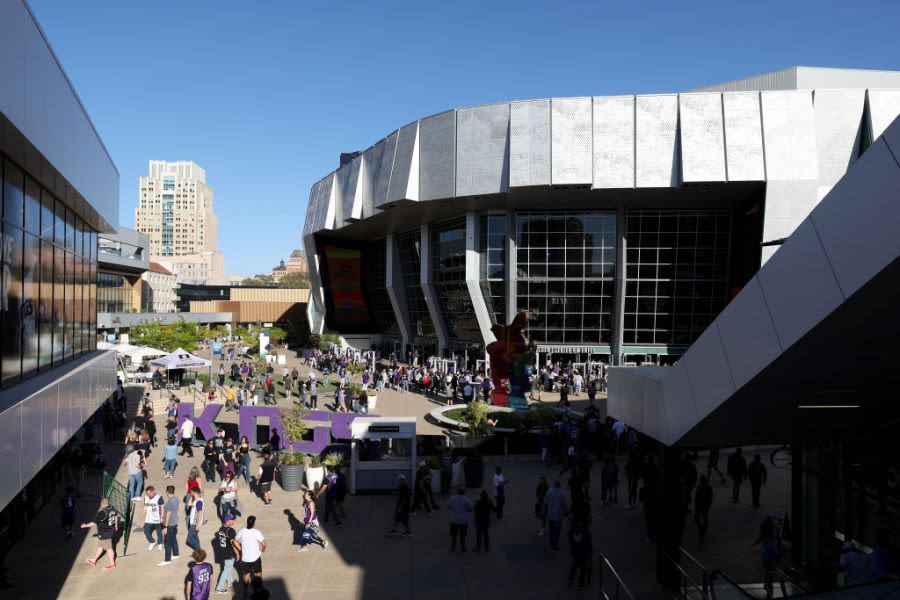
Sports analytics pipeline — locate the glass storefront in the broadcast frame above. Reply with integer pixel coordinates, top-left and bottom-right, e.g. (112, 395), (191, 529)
(365, 240), (401, 336)
(623, 209), (731, 347)
(1, 155), (97, 386)
(396, 230), (437, 340)
(515, 211), (617, 345)
(432, 218), (480, 343)
(479, 214), (506, 325)
(97, 272), (131, 313)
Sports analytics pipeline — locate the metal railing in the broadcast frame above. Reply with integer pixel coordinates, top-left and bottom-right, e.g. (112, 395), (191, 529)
(767, 569), (808, 598)
(660, 547), (710, 599)
(599, 553), (635, 600)
(709, 570), (755, 600)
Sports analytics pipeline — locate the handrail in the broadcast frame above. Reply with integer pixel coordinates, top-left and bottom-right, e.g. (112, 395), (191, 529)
(768, 568), (808, 597)
(708, 570), (755, 599)
(660, 549), (709, 598)
(598, 553), (635, 600)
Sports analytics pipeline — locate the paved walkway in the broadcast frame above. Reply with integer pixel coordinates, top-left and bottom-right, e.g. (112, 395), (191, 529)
(3, 348), (790, 600)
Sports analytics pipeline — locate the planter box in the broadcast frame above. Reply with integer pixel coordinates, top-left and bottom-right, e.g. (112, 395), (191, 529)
(279, 463), (305, 492)
(305, 465), (325, 492)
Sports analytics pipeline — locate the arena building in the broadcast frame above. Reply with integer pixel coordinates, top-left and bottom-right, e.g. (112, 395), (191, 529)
(302, 67), (900, 369)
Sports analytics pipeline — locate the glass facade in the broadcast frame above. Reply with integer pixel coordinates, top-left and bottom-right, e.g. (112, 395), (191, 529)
(396, 230), (436, 338)
(432, 219), (480, 342)
(365, 240), (400, 336)
(515, 212), (617, 345)
(479, 214), (506, 325)
(97, 272), (130, 313)
(623, 209), (731, 347)
(161, 192), (174, 255)
(1, 155), (97, 386)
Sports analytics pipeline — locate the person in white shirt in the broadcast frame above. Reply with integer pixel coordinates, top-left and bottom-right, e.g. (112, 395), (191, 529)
(493, 466), (509, 522)
(179, 417), (195, 457)
(142, 486), (165, 551)
(235, 516), (266, 593)
(218, 471), (239, 518)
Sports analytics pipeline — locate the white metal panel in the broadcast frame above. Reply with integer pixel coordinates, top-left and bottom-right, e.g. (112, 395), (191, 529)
(681, 323), (735, 420)
(456, 103), (510, 197)
(374, 130), (398, 209)
(811, 139), (900, 299)
(642, 378), (667, 443)
(716, 276), (783, 390)
(509, 99), (551, 187)
(551, 97), (592, 185)
(867, 90), (900, 142)
(723, 92), (766, 181)
(813, 89), (865, 188)
(635, 95), (680, 187)
(757, 220), (844, 351)
(592, 96), (635, 189)
(661, 363), (699, 444)
(679, 93), (726, 182)
(302, 179), (321, 237)
(361, 140), (386, 218)
(419, 111), (456, 201)
(387, 121), (420, 204)
(337, 157), (362, 223)
(0, 0), (27, 130)
(760, 91), (819, 181)
(0, 405), (22, 512)
(762, 179), (818, 244)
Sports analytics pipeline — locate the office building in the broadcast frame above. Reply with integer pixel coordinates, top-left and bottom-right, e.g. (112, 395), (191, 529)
(97, 226), (149, 314)
(135, 160), (225, 284)
(301, 67), (900, 368)
(271, 250), (308, 282)
(141, 261), (178, 313)
(0, 0), (118, 512)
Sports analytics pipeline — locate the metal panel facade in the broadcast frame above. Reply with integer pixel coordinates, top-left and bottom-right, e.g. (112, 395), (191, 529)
(867, 90), (900, 142)
(419, 111), (456, 201)
(509, 99), (551, 187)
(373, 130), (398, 209)
(361, 140), (386, 218)
(337, 157), (362, 224)
(592, 96), (635, 189)
(813, 89), (865, 190)
(635, 95), (680, 188)
(722, 92), (765, 181)
(760, 91), (818, 181)
(679, 93), (727, 182)
(550, 97), (592, 185)
(456, 103), (510, 197)
(387, 122), (420, 204)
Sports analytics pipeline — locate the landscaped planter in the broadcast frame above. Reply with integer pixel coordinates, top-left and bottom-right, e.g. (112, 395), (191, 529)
(305, 465), (325, 491)
(279, 463), (305, 492)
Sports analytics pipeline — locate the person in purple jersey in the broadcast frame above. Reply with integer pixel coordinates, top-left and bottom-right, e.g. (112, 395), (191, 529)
(185, 548), (213, 600)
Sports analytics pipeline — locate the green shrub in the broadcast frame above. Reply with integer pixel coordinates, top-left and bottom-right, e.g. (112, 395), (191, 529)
(280, 449), (306, 465)
(323, 451), (347, 469)
(309, 454), (322, 468)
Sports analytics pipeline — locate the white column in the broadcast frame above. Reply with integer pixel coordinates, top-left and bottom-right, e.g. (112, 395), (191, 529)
(464, 211), (497, 347)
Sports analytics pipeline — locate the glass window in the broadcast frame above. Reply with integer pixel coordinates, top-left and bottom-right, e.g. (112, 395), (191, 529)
(3, 159), (25, 228)
(40, 190), (55, 241)
(1, 223), (24, 382)
(54, 201), (65, 247)
(65, 208), (75, 253)
(22, 233), (39, 375)
(53, 246), (65, 365)
(66, 251), (75, 359)
(24, 177), (41, 235)
(396, 230), (436, 340)
(39, 239), (53, 370)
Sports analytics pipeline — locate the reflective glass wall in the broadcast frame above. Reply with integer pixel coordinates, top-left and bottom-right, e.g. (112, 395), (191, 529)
(623, 209), (731, 347)
(432, 219), (480, 342)
(396, 230), (436, 339)
(97, 272), (131, 313)
(364, 240), (400, 336)
(479, 214), (506, 325)
(1, 155), (97, 386)
(515, 212), (617, 344)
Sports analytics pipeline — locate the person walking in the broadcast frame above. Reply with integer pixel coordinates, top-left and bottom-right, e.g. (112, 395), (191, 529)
(566, 521), (593, 589)
(202, 439), (218, 483)
(543, 480), (569, 551)
(318, 466), (342, 526)
(707, 447), (727, 483)
(80, 497), (119, 570)
(535, 476), (549, 536)
(163, 437), (178, 479)
(473, 490), (494, 552)
(752, 516), (781, 597)
(695, 476), (713, 541)
(219, 472), (239, 519)
(57, 486), (78, 540)
(236, 436), (252, 485)
(727, 447), (748, 503)
(214, 514), (239, 593)
(681, 454), (698, 512)
(298, 490), (328, 551)
(126, 444), (145, 501)
(142, 485), (165, 551)
(493, 466), (508, 522)
(185, 548), (213, 600)
(624, 453), (641, 509)
(448, 486), (473, 552)
(179, 416), (195, 457)
(387, 474), (412, 537)
(639, 469), (658, 542)
(411, 461), (433, 517)
(186, 487), (205, 551)
(235, 515), (267, 594)
(158, 485), (181, 566)
(257, 453), (276, 506)
(747, 454), (768, 508)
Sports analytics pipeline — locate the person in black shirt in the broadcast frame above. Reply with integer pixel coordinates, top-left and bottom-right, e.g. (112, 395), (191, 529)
(203, 439), (219, 482)
(214, 515), (238, 593)
(257, 453), (276, 506)
(387, 475), (412, 537)
(473, 490), (494, 551)
(694, 476), (713, 540)
(80, 497), (119, 570)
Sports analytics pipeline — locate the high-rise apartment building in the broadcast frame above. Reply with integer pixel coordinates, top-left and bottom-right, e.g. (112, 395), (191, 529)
(135, 160), (225, 284)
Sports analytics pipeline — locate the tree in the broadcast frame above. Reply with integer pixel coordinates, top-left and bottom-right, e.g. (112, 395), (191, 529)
(241, 274), (276, 287)
(129, 317), (206, 352)
(278, 272), (310, 289)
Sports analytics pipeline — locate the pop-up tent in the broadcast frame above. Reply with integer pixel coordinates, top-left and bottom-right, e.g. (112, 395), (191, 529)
(150, 348), (212, 370)
(125, 346), (167, 363)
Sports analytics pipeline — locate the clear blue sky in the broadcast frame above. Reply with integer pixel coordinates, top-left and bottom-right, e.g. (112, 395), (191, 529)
(28, 0), (900, 277)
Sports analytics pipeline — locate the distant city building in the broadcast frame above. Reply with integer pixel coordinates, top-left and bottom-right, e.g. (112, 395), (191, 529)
(178, 284), (308, 325)
(135, 160), (225, 283)
(227, 274), (246, 286)
(141, 261), (178, 313)
(271, 251), (308, 282)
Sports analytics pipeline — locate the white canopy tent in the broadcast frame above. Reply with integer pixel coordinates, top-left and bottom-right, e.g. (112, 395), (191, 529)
(150, 348), (212, 370)
(124, 346), (167, 363)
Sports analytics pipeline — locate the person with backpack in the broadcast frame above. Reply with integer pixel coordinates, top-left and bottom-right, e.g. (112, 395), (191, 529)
(318, 466), (343, 526)
(747, 454), (768, 508)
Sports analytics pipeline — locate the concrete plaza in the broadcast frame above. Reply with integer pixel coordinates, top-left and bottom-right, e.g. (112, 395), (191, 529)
(3, 351), (789, 600)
